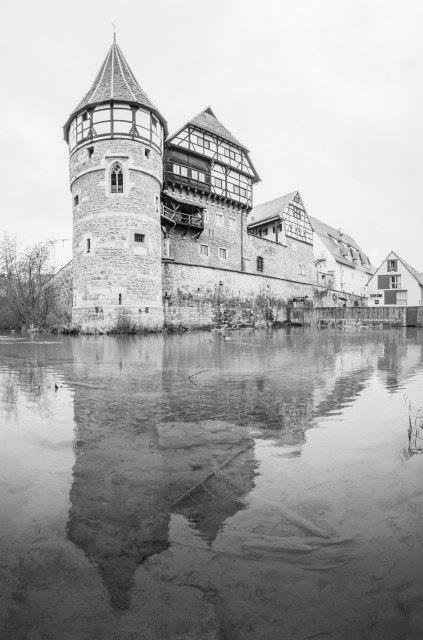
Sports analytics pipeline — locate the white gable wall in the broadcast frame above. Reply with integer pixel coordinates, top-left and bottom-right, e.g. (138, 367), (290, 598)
(313, 233), (339, 288)
(313, 233), (370, 295)
(367, 251), (422, 306)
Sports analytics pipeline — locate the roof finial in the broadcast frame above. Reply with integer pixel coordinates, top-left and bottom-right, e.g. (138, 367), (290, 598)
(112, 23), (116, 44)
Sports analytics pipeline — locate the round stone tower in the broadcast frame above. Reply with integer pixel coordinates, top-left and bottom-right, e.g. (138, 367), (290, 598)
(63, 39), (167, 331)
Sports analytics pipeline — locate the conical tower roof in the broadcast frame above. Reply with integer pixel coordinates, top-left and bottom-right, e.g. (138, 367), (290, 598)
(63, 39), (167, 139)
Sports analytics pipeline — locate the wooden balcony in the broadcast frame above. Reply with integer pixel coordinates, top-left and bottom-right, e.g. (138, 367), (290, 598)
(161, 203), (204, 237)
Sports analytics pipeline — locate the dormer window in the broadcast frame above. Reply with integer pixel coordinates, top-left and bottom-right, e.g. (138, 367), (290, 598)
(111, 162), (123, 194)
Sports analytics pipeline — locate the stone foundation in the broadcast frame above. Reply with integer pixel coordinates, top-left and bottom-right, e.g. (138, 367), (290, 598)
(162, 261), (314, 330)
(72, 305), (164, 333)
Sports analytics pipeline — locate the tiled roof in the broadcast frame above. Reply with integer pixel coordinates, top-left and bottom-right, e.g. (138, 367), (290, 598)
(169, 107), (247, 150)
(308, 215), (374, 274)
(248, 191), (298, 226)
(189, 107), (246, 149)
(64, 40), (167, 135)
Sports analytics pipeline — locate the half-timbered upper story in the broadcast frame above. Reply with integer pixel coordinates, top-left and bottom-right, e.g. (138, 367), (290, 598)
(164, 107), (260, 210)
(247, 191), (313, 245)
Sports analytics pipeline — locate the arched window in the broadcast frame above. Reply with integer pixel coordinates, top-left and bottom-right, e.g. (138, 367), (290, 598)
(110, 162), (123, 194)
(257, 256), (264, 272)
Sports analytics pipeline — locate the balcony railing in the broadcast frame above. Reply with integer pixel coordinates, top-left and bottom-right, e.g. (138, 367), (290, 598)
(161, 204), (204, 229)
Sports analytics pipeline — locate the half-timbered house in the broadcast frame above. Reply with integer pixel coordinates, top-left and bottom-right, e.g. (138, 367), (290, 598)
(161, 107), (260, 272)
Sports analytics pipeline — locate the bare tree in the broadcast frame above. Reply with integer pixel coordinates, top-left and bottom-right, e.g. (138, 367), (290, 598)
(0, 234), (61, 329)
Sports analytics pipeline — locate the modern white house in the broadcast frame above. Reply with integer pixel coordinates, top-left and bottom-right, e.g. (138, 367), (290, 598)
(307, 216), (374, 297)
(367, 251), (423, 307)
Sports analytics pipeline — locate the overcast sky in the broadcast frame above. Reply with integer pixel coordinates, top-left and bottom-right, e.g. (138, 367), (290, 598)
(1, 0), (422, 270)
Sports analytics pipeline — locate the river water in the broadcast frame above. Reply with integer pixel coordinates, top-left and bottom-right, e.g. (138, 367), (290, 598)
(0, 327), (422, 640)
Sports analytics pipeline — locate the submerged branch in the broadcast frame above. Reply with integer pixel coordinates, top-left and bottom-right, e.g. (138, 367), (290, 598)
(172, 441), (254, 507)
(187, 369), (209, 386)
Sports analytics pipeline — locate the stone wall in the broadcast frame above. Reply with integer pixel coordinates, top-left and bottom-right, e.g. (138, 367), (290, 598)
(245, 234), (315, 282)
(70, 138), (164, 332)
(163, 188), (245, 271)
(162, 260), (314, 330)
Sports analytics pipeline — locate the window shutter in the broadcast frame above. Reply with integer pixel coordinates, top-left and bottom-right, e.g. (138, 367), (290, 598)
(384, 290), (397, 304)
(378, 275), (390, 289)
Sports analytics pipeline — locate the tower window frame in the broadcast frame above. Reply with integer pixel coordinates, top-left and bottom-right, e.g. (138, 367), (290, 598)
(257, 256), (264, 272)
(110, 162), (124, 194)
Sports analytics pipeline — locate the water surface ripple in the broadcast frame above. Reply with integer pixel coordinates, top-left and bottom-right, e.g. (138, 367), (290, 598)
(1, 327), (422, 639)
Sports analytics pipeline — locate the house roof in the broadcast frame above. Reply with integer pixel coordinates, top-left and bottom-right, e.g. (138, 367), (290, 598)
(247, 191), (299, 227)
(63, 39), (167, 139)
(308, 215), (374, 275)
(373, 251), (423, 286)
(168, 106), (247, 150)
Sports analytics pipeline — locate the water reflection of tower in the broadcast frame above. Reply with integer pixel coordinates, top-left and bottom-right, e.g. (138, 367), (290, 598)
(66, 336), (170, 612)
(66, 334), (258, 612)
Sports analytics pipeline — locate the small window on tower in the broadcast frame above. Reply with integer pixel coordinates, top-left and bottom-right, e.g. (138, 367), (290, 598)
(88, 146), (94, 157)
(145, 149), (151, 159)
(134, 233), (145, 243)
(86, 238), (91, 253)
(111, 162), (123, 194)
(74, 195), (79, 206)
(155, 196), (159, 212)
(257, 256), (264, 272)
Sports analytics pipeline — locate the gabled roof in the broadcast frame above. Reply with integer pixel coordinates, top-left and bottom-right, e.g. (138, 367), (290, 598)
(168, 107), (247, 150)
(308, 215), (374, 275)
(63, 39), (167, 138)
(167, 106), (260, 182)
(247, 191), (299, 227)
(371, 251), (423, 286)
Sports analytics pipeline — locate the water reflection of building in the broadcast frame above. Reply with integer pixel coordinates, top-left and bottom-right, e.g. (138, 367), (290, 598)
(63, 328), (423, 611)
(376, 329), (423, 392)
(65, 335), (257, 612)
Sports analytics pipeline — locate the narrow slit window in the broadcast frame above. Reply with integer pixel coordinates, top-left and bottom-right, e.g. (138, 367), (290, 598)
(111, 162), (123, 194)
(119, 293), (122, 305)
(86, 238), (91, 253)
(88, 146), (94, 157)
(257, 256), (264, 272)
(74, 195), (79, 206)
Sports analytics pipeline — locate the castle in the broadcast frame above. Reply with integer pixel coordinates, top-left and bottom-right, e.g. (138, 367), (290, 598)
(64, 39), (373, 331)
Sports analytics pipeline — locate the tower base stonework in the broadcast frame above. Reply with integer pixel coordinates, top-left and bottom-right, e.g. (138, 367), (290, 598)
(72, 305), (164, 333)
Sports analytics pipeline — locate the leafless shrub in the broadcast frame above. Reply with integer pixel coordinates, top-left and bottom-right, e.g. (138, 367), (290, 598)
(0, 234), (69, 329)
